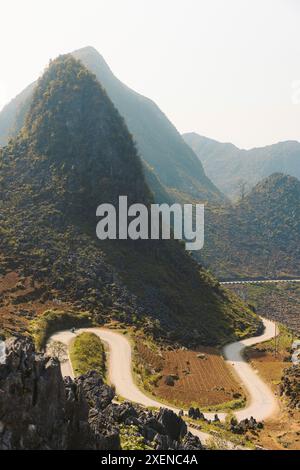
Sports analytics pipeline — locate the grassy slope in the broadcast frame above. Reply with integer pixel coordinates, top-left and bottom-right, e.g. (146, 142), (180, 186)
(69, 332), (106, 377)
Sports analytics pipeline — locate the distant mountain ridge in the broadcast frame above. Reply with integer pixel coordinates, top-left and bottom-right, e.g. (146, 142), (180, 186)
(0, 82), (35, 147)
(0, 47), (225, 205)
(183, 132), (300, 200)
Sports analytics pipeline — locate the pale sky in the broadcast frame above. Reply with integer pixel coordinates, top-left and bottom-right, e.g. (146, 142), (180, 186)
(0, 0), (299, 149)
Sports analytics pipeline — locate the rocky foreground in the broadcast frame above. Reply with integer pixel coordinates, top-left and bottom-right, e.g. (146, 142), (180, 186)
(0, 337), (202, 450)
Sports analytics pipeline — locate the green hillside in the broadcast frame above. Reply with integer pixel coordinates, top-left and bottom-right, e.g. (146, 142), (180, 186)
(200, 173), (300, 279)
(0, 55), (260, 346)
(0, 47), (225, 205)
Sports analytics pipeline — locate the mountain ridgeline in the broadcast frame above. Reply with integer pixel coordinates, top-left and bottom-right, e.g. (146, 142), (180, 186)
(0, 47), (225, 205)
(0, 55), (260, 345)
(21, 57), (150, 214)
(0, 48), (298, 285)
(183, 132), (300, 201)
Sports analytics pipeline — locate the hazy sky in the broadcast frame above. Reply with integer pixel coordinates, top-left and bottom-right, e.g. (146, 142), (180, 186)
(0, 0), (299, 148)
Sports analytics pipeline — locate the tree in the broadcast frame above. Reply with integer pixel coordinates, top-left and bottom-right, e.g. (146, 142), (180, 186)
(47, 340), (67, 362)
(237, 180), (248, 201)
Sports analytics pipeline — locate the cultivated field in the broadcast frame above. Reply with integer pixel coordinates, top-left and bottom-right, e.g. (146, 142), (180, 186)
(135, 340), (244, 408)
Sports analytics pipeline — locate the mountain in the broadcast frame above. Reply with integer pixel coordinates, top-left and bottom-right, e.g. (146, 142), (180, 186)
(0, 55), (259, 345)
(0, 83), (35, 147)
(0, 47), (224, 205)
(183, 132), (300, 200)
(72, 47), (225, 203)
(200, 173), (300, 279)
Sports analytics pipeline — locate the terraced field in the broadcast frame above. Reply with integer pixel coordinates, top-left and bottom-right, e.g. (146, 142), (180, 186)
(135, 340), (244, 408)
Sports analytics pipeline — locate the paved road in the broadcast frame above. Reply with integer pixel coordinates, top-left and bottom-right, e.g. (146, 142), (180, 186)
(49, 318), (279, 446)
(221, 279), (300, 285)
(223, 318), (279, 422)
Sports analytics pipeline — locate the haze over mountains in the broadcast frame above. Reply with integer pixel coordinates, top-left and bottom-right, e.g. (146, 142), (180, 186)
(183, 132), (300, 201)
(0, 47), (224, 205)
(0, 54), (259, 344)
(0, 46), (298, 282)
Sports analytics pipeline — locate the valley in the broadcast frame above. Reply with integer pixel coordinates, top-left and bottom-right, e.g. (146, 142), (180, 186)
(0, 45), (299, 452)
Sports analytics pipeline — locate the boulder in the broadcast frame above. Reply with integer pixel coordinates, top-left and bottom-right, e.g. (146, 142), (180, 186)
(164, 375), (175, 386)
(158, 408), (187, 441)
(180, 432), (203, 450)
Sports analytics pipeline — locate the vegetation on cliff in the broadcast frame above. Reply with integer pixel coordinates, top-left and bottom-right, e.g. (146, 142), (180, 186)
(0, 55), (260, 346)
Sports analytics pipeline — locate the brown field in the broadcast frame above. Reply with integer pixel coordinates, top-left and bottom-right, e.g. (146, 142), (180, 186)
(247, 349), (287, 385)
(135, 340), (244, 407)
(0, 268), (72, 336)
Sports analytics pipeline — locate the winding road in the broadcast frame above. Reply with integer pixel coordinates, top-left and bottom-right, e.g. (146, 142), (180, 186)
(223, 319), (279, 422)
(49, 318), (279, 446)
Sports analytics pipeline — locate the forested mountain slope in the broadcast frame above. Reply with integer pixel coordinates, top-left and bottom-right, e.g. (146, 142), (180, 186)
(200, 174), (300, 279)
(0, 47), (225, 205)
(0, 55), (259, 345)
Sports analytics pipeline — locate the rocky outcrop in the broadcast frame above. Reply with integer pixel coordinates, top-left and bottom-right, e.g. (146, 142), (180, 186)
(0, 337), (203, 450)
(63, 373), (119, 450)
(229, 416), (263, 435)
(280, 365), (300, 409)
(0, 337), (119, 450)
(157, 408), (187, 441)
(103, 402), (202, 450)
(0, 337), (66, 449)
(188, 407), (206, 421)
